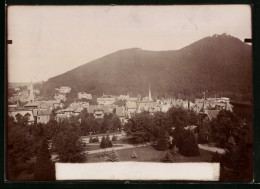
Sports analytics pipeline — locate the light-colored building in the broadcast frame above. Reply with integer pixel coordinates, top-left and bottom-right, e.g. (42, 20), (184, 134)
(97, 95), (116, 105)
(116, 107), (126, 123)
(78, 92), (92, 100)
(8, 107), (37, 124)
(125, 101), (137, 118)
(37, 109), (52, 124)
(69, 101), (89, 109)
(56, 86), (71, 94)
(54, 93), (67, 101)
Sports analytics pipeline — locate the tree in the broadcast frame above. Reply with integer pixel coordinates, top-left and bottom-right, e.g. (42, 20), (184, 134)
(112, 135), (117, 141)
(7, 116), (36, 180)
(53, 130), (86, 163)
(161, 152), (173, 163)
(210, 110), (248, 148)
(100, 136), (107, 149)
(155, 132), (169, 151)
(124, 112), (154, 143)
(34, 139), (55, 181)
(114, 99), (125, 107)
(111, 115), (122, 132)
(108, 141), (113, 148)
(176, 130), (200, 157)
(105, 150), (120, 162)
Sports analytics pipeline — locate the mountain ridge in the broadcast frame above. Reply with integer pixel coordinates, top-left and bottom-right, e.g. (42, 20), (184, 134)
(39, 34), (252, 102)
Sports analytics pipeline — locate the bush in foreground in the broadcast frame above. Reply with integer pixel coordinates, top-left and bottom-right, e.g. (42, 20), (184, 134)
(161, 152), (173, 163)
(105, 150), (120, 162)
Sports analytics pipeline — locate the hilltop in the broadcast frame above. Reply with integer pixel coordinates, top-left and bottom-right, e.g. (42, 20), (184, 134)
(38, 34), (252, 102)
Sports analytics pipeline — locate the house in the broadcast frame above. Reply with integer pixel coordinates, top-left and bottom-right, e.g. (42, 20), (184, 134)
(69, 101), (89, 109)
(54, 93), (67, 101)
(97, 95), (116, 105)
(24, 102), (39, 109)
(74, 107), (84, 116)
(93, 107), (105, 119)
(37, 109), (52, 124)
(136, 101), (160, 115)
(87, 105), (112, 118)
(56, 86), (71, 94)
(8, 107), (37, 124)
(78, 92), (92, 100)
(118, 95), (129, 101)
(205, 110), (220, 121)
(116, 107), (126, 124)
(125, 101), (137, 118)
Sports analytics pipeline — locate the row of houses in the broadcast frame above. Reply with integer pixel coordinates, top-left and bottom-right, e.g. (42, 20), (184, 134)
(8, 99), (64, 124)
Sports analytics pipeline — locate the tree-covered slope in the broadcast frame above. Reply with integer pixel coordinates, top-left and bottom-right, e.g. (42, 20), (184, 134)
(39, 34), (252, 102)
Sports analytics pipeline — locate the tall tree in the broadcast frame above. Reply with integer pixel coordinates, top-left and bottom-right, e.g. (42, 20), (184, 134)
(34, 138), (55, 181)
(210, 110), (248, 148)
(53, 130), (86, 163)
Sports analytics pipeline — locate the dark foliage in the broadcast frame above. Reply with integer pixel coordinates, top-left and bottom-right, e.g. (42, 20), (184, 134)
(176, 130), (200, 157)
(155, 136), (169, 151)
(161, 152), (173, 163)
(34, 139), (55, 181)
(105, 150), (120, 162)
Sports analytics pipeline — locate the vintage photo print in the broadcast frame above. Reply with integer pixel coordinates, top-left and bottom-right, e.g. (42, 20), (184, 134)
(6, 5), (253, 182)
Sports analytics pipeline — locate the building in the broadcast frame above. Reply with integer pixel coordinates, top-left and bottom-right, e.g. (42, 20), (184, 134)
(93, 107), (105, 119)
(56, 86), (71, 94)
(116, 107), (126, 123)
(192, 97), (233, 113)
(8, 107), (37, 124)
(37, 109), (52, 124)
(78, 92), (92, 100)
(125, 101), (137, 118)
(54, 93), (67, 101)
(136, 101), (160, 115)
(69, 101), (89, 109)
(87, 105), (112, 119)
(97, 95), (116, 105)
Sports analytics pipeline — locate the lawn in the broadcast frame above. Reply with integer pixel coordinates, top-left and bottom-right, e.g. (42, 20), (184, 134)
(87, 145), (214, 163)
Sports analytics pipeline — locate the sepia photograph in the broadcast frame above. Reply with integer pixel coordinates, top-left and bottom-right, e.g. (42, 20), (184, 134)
(6, 5), (253, 182)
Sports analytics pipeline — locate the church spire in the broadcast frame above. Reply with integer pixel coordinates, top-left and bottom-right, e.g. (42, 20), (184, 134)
(148, 85), (152, 101)
(28, 80), (34, 103)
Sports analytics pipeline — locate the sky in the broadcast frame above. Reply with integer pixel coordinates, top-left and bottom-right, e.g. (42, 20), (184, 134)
(7, 5), (252, 83)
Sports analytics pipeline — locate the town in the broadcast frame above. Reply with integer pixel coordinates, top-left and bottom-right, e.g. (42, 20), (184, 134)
(8, 83), (233, 127)
(7, 82), (251, 182)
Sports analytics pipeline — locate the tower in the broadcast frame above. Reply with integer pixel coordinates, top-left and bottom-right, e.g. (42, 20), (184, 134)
(148, 86), (152, 102)
(28, 81), (34, 103)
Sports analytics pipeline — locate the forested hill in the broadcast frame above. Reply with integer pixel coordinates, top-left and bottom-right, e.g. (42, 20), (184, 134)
(39, 34), (253, 102)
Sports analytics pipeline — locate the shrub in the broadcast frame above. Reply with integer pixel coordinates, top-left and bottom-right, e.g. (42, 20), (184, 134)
(176, 130), (200, 157)
(131, 151), (137, 159)
(100, 136), (107, 149)
(105, 135), (110, 142)
(161, 152), (173, 163)
(92, 137), (99, 143)
(112, 135), (117, 141)
(198, 129), (209, 144)
(108, 141), (113, 147)
(89, 136), (93, 143)
(155, 137), (168, 151)
(105, 150), (120, 162)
